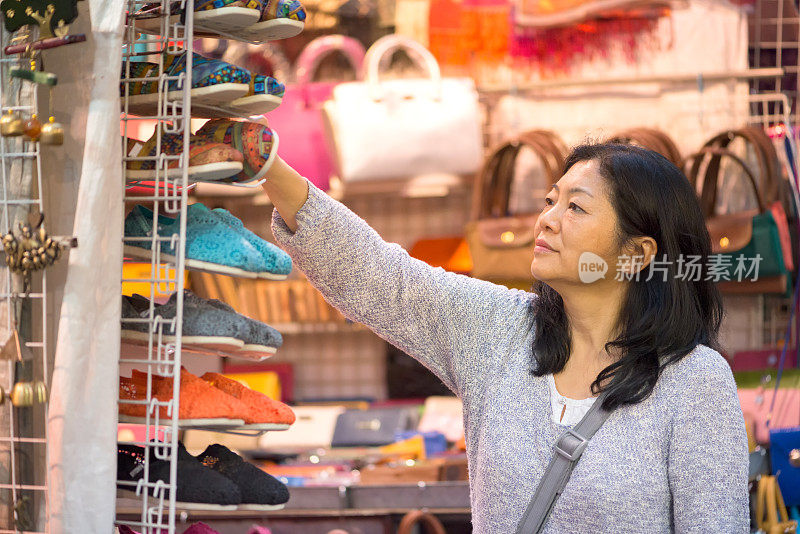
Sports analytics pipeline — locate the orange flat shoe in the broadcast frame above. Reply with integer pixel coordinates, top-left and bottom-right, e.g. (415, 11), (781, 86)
(201, 372), (295, 425)
(119, 369), (250, 426)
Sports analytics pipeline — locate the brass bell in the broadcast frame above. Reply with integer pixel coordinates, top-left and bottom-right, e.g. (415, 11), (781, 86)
(11, 382), (33, 407)
(790, 449), (800, 468)
(32, 381), (46, 404)
(39, 117), (64, 146)
(0, 110), (24, 137)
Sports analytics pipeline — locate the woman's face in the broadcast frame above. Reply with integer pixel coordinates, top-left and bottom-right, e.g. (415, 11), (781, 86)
(531, 160), (623, 286)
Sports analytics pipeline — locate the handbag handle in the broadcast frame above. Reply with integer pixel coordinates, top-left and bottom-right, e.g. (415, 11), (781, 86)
(223, 42), (292, 83)
(363, 35), (442, 101)
(471, 130), (567, 221)
(685, 147), (766, 215)
(295, 35), (367, 87)
(756, 476), (794, 532)
(606, 127), (682, 166)
(397, 510), (446, 534)
(686, 127), (780, 217)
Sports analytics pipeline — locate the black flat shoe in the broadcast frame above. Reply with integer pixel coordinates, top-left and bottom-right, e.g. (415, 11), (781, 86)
(196, 443), (289, 509)
(117, 443), (242, 509)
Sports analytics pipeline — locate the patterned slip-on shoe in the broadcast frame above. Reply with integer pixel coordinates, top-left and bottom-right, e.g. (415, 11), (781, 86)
(123, 51), (251, 109)
(201, 372), (295, 426)
(194, 120), (279, 184)
(230, 74), (285, 115)
(117, 442), (242, 509)
(237, 0), (306, 41)
(124, 129), (244, 182)
(196, 443), (290, 509)
(132, 0), (263, 37)
(211, 208), (291, 280)
(123, 202), (268, 279)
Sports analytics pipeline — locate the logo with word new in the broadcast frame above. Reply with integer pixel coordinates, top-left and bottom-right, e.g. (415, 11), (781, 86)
(579, 252), (608, 283)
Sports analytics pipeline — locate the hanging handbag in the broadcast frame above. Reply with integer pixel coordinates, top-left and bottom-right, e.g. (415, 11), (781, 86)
(466, 129), (566, 282)
(685, 143), (788, 292)
(265, 35), (366, 191)
(687, 127), (796, 275)
(766, 280), (800, 506)
(323, 34), (483, 182)
(515, 391), (612, 533)
(770, 427), (800, 507)
(755, 475), (798, 534)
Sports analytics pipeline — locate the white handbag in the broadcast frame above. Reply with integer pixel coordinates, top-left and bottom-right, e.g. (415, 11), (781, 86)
(323, 35), (483, 182)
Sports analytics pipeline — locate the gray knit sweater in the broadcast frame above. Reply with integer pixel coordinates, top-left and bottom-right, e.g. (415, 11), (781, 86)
(271, 181), (750, 533)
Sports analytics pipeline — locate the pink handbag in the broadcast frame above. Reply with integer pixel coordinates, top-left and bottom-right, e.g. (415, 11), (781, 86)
(263, 35), (366, 191)
(738, 386), (800, 444)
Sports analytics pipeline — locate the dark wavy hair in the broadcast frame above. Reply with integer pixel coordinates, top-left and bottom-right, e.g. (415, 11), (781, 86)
(531, 143), (723, 411)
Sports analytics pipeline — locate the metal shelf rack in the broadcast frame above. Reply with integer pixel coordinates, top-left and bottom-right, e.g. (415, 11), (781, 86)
(118, 1), (290, 532)
(0, 29), (51, 534)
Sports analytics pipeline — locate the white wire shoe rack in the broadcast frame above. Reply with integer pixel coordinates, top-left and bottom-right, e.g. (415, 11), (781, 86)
(118, 2), (194, 532)
(118, 1), (290, 532)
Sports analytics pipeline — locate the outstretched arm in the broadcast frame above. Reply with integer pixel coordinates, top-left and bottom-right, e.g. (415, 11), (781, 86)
(262, 158), (535, 398)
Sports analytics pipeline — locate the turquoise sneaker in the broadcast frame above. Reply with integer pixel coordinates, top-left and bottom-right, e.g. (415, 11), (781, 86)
(211, 207), (292, 280)
(124, 203), (271, 279)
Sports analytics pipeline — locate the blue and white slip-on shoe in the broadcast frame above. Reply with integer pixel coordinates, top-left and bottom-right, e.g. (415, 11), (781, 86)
(211, 207), (292, 280)
(124, 203), (269, 279)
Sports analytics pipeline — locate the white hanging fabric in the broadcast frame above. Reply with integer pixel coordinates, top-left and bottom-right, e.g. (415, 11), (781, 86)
(46, 2), (125, 532)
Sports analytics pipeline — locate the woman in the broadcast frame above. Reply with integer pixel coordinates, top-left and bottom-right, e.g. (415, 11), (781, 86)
(263, 143), (749, 533)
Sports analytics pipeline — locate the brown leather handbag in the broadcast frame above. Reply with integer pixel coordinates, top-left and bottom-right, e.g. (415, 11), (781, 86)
(465, 130), (566, 282)
(606, 127), (682, 166)
(689, 126), (796, 274)
(684, 128), (792, 294)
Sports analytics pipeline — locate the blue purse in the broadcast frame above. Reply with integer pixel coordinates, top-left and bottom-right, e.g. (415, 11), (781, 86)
(768, 278), (800, 506)
(770, 427), (800, 506)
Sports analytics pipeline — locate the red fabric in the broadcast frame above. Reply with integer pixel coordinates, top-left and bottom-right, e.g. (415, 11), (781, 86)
(510, 16), (661, 72)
